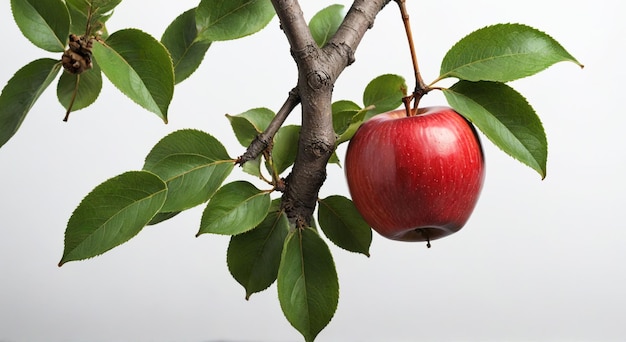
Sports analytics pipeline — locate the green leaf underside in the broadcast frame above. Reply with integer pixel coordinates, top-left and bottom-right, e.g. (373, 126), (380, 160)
(143, 129), (234, 212)
(198, 181), (271, 236)
(272, 125), (301, 175)
(309, 4), (345, 47)
(443, 80), (547, 178)
(226, 107), (275, 147)
(11, 0), (69, 52)
(318, 196), (372, 256)
(57, 61), (103, 112)
(242, 155), (264, 178)
(227, 199), (289, 299)
(92, 29), (174, 122)
(278, 228), (339, 342)
(59, 171), (167, 266)
(196, 0), (275, 41)
(440, 23), (582, 83)
(161, 8), (212, 84)
(0, 58), (61, 149)
(363, 74), (407, 118)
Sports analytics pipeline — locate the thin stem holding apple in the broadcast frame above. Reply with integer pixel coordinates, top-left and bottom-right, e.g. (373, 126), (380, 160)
(395, 0), (429, 116)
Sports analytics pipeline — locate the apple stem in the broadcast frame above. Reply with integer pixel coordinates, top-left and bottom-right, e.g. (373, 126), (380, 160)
(395, 0), (429, 115)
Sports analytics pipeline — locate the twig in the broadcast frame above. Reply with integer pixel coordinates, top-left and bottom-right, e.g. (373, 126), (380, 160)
(236, 87), (300, 165)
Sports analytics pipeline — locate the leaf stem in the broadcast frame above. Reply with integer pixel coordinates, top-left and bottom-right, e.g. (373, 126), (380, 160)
(395, 0), (428, 115)
(84, 5), (94, 37)
(63, 74), (81, 122)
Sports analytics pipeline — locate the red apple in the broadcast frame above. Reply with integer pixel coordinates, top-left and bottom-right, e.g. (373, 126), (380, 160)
(344, 106), (485, 243)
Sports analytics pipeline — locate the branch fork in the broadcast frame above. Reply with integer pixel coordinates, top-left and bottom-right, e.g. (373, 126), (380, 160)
(238, 0), (392, 226)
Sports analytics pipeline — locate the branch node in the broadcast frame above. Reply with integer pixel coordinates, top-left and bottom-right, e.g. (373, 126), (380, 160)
(306, 70), (332, 90)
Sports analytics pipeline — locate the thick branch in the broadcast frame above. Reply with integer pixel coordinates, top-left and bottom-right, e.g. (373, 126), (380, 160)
(325, 0), (392, 71)
(271, 0), (391, 227)
(271, 0), (318, 63)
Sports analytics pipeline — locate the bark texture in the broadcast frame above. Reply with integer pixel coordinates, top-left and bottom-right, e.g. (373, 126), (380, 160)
(269, 0), (392, 227)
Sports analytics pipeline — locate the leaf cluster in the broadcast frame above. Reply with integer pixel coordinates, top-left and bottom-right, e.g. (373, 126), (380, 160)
(0, 0), (276, 147)
(58, 124), (371, 341)
(434, 23), (583, 178)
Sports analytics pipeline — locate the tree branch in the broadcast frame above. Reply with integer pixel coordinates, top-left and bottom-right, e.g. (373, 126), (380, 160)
(236, 87), (300, 165)
(271, 0), (317, 64)
(326, 0), (392, 70)
(271, 0), (392, 227)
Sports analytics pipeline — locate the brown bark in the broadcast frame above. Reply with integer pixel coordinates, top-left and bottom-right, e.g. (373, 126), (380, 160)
(267, 0), (392, 227)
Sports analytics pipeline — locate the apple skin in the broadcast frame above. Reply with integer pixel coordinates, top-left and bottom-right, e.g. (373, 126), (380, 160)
(344, 106), (485, 242)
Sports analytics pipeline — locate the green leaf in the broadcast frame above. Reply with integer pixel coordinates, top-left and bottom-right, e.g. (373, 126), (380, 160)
(318, 195), (372, 256)
(242, 155), (264, 178)
(66, 0), (122, 16)
(66, 0), (117, 36)
(332, 108), (358, 137)
(439, 23), (583, 83)
(443, 80), (547, 178)
(196, 0), (275, 41)
(11, 0), (70, 52)
(272, 125), (300, 175)
(198, 181), (271, 236)
(332, 100), (360, 113)
(0, 58), (62, 149)
(278, 227), (339, 342)
(227, 200), (289, 299)
(91, 0), (122, 14)
(57, 60), (103, 113)
(226, 107), (275, 147)
(161, 8), (213, 84)
(328, 151), (340, 166)
(66, 4), (109, 39)
(147, 211), (181, 226)
(363, 74), (407, 118)
(59, 171), (168, 266)
(92, 29), (174, 123)
(331, 100), (360, 143)
(334, 107), (370, 146)
(309, 4), (345, 47)
(67, 3), (90, 36)
(143, 129), (234, 212)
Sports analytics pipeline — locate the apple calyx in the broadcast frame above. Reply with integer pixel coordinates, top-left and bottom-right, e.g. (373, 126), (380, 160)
(417, 228), (432, 248)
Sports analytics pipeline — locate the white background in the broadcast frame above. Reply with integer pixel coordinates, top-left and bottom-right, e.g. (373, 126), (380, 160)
(1, 1), (624, 341)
